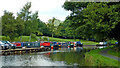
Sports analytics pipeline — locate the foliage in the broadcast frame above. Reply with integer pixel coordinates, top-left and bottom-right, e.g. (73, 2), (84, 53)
(1, 2), (48, 41)
(113, 44), (120, 52)
(2, 11), (18, 40)
(82, 3), (119, 41)
(62, 2), (120, 42)
(0, 36), (10, 41)
(38, 21), (50, 36)
(17, 2), (40, 36)
(31, 33), (37, 39)
(47, 17), (56, 37)
(43, 37), (48, 41)
(1, 2), (120, 43)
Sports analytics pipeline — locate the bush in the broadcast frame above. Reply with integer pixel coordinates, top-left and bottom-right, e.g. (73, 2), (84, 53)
(113, 44), (120, 52)
(43, 37), (48, 41)
(31, 33), (37, 39)
(1, 36), (10, 41)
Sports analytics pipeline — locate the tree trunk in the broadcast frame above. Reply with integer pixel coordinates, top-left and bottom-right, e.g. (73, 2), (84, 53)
(52, 33), (53, 38)
(29, 33), (31, 42)
(73, 36), (75, 41)
(20, 36), (22, 42)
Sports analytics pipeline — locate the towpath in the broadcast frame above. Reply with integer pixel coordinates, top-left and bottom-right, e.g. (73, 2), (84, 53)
(99, 49), (120, 61)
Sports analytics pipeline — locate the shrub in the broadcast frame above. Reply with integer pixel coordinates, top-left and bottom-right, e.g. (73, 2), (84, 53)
(31, 33), (37, 39)
(1, 36), (10, 41)
(43, 37), (48, 41)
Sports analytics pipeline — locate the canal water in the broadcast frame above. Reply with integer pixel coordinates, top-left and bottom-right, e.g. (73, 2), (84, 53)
(0, 47), (94, 66)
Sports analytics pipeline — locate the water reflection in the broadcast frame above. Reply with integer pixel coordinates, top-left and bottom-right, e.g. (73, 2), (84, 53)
(1, 53), (68, 66)
(48, 47), (85, 66)
(1, 47), (86, 66)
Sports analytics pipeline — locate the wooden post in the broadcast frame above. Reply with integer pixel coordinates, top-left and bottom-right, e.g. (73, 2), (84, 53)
(30, 49), (31, 53)
(20, 51), (22, 54)
(15, 51), (17, 54)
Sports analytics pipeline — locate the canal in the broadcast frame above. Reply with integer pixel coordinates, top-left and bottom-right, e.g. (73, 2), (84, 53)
(0, 47), (95, 66)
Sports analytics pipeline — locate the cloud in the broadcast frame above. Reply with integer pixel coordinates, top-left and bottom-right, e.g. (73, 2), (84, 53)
(0, 0), (71, 22)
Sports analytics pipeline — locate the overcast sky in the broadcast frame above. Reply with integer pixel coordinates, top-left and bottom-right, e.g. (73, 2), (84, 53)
(0, 0), (71, 22)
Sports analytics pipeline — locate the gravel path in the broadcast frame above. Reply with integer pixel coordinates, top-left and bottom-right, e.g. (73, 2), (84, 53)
(99, 49), (120, 61)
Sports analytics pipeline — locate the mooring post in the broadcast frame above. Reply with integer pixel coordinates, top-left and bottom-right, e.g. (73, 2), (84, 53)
(15, 51), (17, 54)
(20, 51), (22, 54)
(9, 50), (11, 55)
(5, 52), (8, 55)
(8, 51), (10, 55)
(34, 49), (35, 52)
(30, 49), (31, 53)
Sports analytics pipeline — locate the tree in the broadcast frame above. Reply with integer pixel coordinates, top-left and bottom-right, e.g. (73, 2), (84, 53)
(0, 17), (2, 36)
(47, 17), (56, 38)
(31, 11), (39, 33)
(17, 2), (32, 36)
(17, 2), (32, 21)
(16, 17), (25, 41)
(16, 2), (46, 41)
(54, 23), (65, 37)
(38, 21), (49, 36)
(82, 3), (120, 41)
(53, 19), (63, 37)
(63, 2), (90, 39)
(63, 2), (120, 42)
(2, 11), (18, 41)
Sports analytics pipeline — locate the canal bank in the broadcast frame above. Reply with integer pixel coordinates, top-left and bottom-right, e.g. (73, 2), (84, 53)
(85, 47), (120, 66)
(0, 47), (51, 56)
(100, 49), (120, 61)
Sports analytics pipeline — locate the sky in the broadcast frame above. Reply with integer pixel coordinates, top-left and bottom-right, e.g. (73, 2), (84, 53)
(0, 0), (71, 22)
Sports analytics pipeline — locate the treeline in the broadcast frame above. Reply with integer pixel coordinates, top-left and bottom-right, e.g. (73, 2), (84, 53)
(1, 2), (120, 43)
(1, 2), (51, 41)
(48, 2), (120, 42)
(61, 2), (120, 52)
(61, 2), (120, 42)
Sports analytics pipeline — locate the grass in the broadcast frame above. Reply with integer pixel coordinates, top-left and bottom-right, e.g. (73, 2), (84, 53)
(0, 36), (10, 41)
(14, 36), (37, 42)
(33, 36), (98, 45)
(0, 36), (98, 45)
(85, 47), (120, 66)
(45, 37), (98, 45)
(0, 36), (38, 42)
(107, 49), (120, 58)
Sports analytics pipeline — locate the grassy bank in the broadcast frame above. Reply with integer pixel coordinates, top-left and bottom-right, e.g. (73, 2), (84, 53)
(85, 48), (120, 66)
(48, 37), (98, 45)
(0, 36), (98, 45)
(107, 49), (120, 58)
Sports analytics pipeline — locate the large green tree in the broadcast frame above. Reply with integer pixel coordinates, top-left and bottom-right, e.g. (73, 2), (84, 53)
(63, 2), (120, 41)
(2, 11), (18, 41)
(17, 2), (43, 36)
(38, 21), (49, 36)
(47, 17), (56, 38)
(82, 3), (119, 41)
(0, 17), (2, 37)
(17, 2), (32, 36)
(31, 11), (42, 34)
